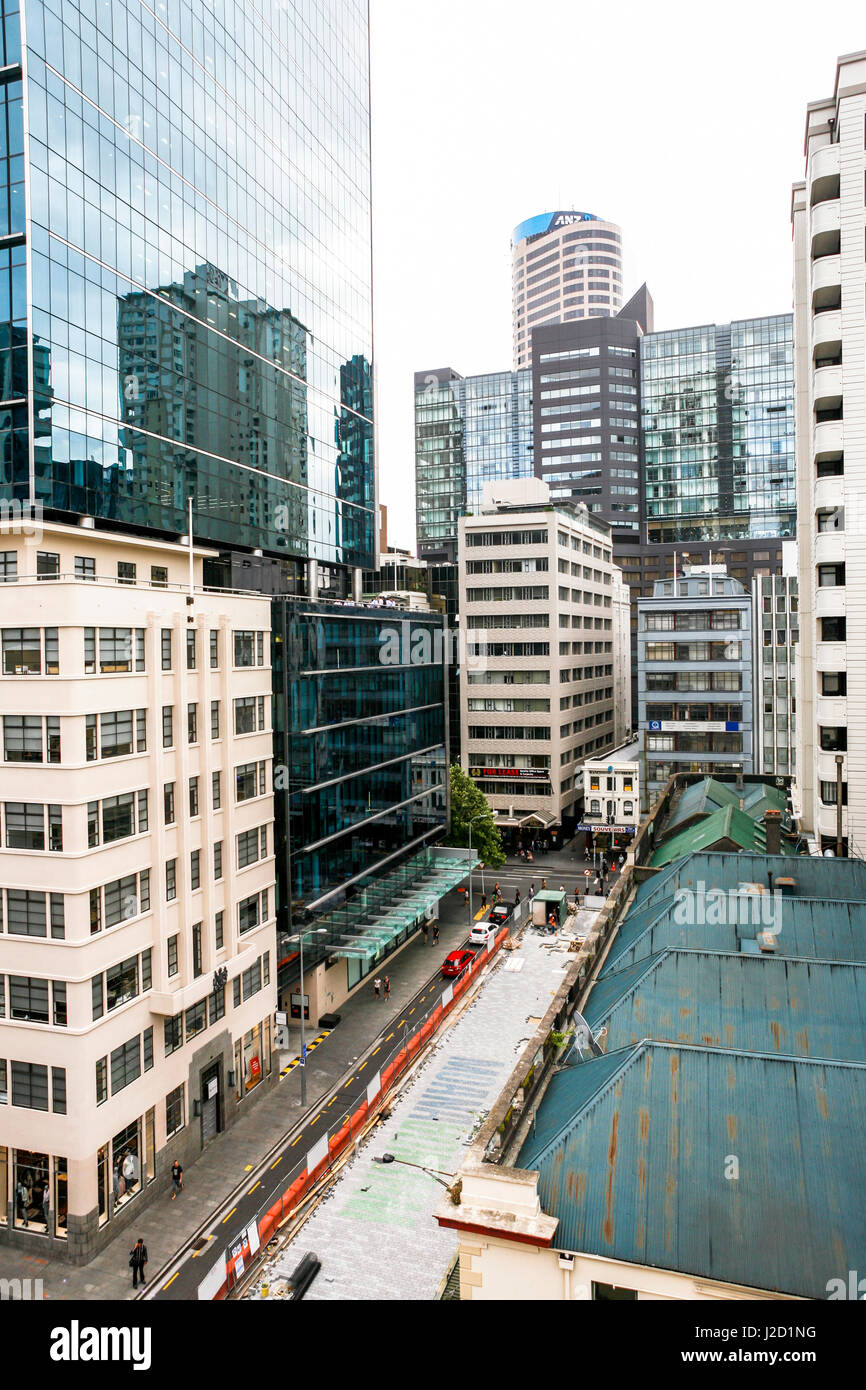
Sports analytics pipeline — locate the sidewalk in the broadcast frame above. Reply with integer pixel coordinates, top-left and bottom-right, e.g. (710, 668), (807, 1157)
(0, 880), (485, 1302)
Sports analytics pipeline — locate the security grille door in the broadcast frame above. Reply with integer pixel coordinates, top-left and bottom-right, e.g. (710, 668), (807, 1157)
(202, 1095), (217, 1145)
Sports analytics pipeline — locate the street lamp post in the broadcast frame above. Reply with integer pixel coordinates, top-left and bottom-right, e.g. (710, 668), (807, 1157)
(467, 811), (493, 927)
(287, 927), (327, 1107)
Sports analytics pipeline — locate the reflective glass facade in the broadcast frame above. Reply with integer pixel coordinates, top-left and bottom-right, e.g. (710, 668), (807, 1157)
(414, 367), (532, 554)
(4, 0), (374, 565)
(641, 315), (795, 544)
(273, 600), (448, 922)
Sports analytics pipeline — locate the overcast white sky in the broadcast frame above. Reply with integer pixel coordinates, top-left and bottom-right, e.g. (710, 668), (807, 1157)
(368, 0), (865, 551)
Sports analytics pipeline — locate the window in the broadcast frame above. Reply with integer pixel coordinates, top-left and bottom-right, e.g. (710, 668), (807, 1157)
(96, 1057), (107, 1106)
(238, 890), (268, 935)
(820, 780), (848, 805)
(234, 696), (258, 735)
(99, 628), (143, 673)
(110, 1037), (141, 1095)
(11, 1061), (49, 1110)
(97, 792), (140, 844)
(164, 1014), (183, 1056)
(209, 985), (226, 1026)
(192, 922), (203, 978)
(162, 706), (174, 748)
(0, 550), (17, 582)
(235, 761), (266, 802)
(3, 627), (43, 675)
(237, 826), (267, 868)
(189, 776), (199, 818)
(210, 631), (219, 669)
(164, 782), (175, 824)
(215, 911), (224, 952)
(819, 727), (847, 752)
(187, 703), (198, 744)
(234, 631), (265, 667)
(185, 999), (206, 1040)
(167, 934), (179, 977)
(9, 976), (50, 1023)
(117, 561), (136, 585)
(212, 771), (221, 809)
(186, 630), (196, 670)
(211, 700), (220, 739)
(105, 956), (140, 1012)
(820, 616), (846, 642)
(4, 716), (47, 763)
(151, 566), (168, 588)
(161, 630), (172, 671)
(75, 555), (95, 580)
(100, 710), (133, 758)
(5, 802), (62, 852)
(214, 841), (223, 880)
(166, 1084), (185, 1138)
(821, 672), (847, 697)
(190, 849), (201, 891)
(818, 563), (845, 587)
(37, 551), (59, 581)
(166, 860), (177, 901)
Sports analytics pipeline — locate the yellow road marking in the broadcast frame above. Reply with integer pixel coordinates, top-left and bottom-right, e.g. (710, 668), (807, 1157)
(311, 1113), (321, 1124)
(359, 1060), (367, 1069)
(291, 1136), (301, 1146)
(372, 1046), (381, 1056)
(270, 1157), (283, 1169)
(327, 1096), (337, 1106)
(398, 1019), (407, 1027)
(248, 1181), (261, 1194)
(385, 1032), (394, 1041)
(344, 1079), (353, 1088)
(244, 1165), (253, 1172)
(222, 1207), (236, 1224)
(163, 1271), (180, 1289)
(408, 1007), (415, 1015)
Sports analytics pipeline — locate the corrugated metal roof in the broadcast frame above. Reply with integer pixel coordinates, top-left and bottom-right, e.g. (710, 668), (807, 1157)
(602, 894), (866, 974)
(519, 1041), (866, 1298)
(663, 778), (741, 832)
(584, 949), (866, 1061)
(637, 851), (866, 907)
(649, 805), (796, 868)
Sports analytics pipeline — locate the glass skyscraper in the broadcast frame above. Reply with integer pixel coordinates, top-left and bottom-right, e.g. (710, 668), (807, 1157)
(414, 367), (532, 557)
(3, 0), (375, 567)
(641, 315), (795, 545)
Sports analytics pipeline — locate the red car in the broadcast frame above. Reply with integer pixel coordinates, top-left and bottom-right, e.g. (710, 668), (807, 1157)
(441, 949), (474, 978)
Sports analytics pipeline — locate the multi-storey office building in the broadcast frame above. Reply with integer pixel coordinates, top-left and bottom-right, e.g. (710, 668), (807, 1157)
(792, 51), (866, 857)
(641, 315), (796, 547)
(752, 567), (799, 779)
(637, 569), (753, 807)
(512, 211), (624, 369)
(532, 285), (654, 547)
(458, 479), (622, 845)
(272, 598), (448, 1009)
(0, 524), (275, 1258)
(414, 367), (533, 561)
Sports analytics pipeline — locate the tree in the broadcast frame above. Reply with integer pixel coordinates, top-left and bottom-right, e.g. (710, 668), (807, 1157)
(444, 763), (506, 868)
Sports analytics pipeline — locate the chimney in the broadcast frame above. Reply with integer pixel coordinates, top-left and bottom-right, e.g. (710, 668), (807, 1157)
(764, 809), (782, 856)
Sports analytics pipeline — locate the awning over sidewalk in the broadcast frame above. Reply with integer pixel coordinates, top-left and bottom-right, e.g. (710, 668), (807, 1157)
(492, 810), (558, 830)
(300, 847), (481, 963)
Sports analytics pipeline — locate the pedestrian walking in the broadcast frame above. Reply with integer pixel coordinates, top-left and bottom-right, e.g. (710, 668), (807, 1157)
(515, 888), (521, 905)
(41, 1184), (50, 1229)
(559, 884), (565, 893)
(618, 853), (625, 869)
(383, 975), (391, 1000)
(529, 881), (535, 899)
(575, 885), (580, 901)
(493, 881), (500, 902)
(432, 923), (439, 944)
(129, 1238), (148, 1289)
(422, 920), (429, 944)
(541, 878), (547, 891)
(481, 892), (487, 909)
(170, 1159), (183, 1200)
(373, 976), (381, 1000)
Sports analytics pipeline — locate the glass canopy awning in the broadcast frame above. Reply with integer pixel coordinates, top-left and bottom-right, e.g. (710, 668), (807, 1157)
(311, 848), (480, 963)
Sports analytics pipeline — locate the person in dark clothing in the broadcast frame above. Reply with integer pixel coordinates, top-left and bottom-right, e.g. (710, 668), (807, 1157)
(170, 1159), (183, 1200)
(432, 923), (440, 944)
(129, 1238), (148, 1288)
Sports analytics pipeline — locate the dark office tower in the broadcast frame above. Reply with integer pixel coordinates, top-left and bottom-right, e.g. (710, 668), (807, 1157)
(531, 284), (653, 547)
(3, 0), (376, 571)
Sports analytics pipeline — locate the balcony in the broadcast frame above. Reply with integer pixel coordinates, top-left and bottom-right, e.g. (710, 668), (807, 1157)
(815, 586), (846, 620)
(811, 254), (841, 311)
(817, 802), (847, 841)
(809, 143), (841, 206)
(813, 363), (842, 412)
(813, 418), (844, 461)
(812, 308), (842, 360)
(814, 474), (844, 515)
(815, 531), (845, 565)
(816, 640), (847, 671)
(810, 198), (841, 258)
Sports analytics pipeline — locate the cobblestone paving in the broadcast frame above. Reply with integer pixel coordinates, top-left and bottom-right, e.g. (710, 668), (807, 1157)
(253, 932), (563, 1301)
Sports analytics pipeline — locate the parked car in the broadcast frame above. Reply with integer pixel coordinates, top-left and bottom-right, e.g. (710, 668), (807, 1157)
(469, 921), (496, 946)
(487, 903), (512, 926)
(441, 949), (475, 978)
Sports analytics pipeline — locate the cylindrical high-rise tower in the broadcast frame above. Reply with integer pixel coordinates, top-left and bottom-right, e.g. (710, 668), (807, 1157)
(512, 210), (623, 368)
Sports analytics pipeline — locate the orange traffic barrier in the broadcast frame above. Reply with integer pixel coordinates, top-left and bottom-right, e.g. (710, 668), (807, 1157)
(349, 1102), (367, 1136)
(419, 1017), (434, 1046)
(329, 1123), (351, 1159)
(380, 1062), (395, 1092)
(393, 1047), (408, 1075)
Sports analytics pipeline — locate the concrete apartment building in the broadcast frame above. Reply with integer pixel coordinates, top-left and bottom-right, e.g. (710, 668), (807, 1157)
(512, 211), (624, 369)
(637, 568), (753, 808)
(0, 524), (275, 1258)
(792, 51), (866, 855)
(752, 559), (799, 780)
(459, 479), (625, 845)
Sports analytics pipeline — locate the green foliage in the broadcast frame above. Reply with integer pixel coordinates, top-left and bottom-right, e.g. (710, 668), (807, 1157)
(444, 763), (506, 868)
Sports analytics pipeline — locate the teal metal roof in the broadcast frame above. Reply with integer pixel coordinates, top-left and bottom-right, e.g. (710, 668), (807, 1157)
(584, 949), (866, 1061)
(518, 1041), (866, 1298)
(648, 805), (796, 868)
(601, 893), (866, 974)
(637, 851), (866, 907)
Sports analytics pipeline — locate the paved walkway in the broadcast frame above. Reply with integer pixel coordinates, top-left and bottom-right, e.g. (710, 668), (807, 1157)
(247, 929), (566, 1301)
(0, 864), (539, 1301)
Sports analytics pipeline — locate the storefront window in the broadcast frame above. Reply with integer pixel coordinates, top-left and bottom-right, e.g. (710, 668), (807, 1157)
(242, 1024), (263, 1095)
(14, 1150), (49, 1230)
(97, 1145), (109, 1227)
(111, 1119), (141, 1210)
(54, 1158), (68, 1239)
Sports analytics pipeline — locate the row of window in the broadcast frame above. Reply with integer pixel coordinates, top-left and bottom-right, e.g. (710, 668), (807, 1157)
(0, 1061), (66, 1112)
(0, 626), (269, 677)
(0, 976), (67, 1026)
